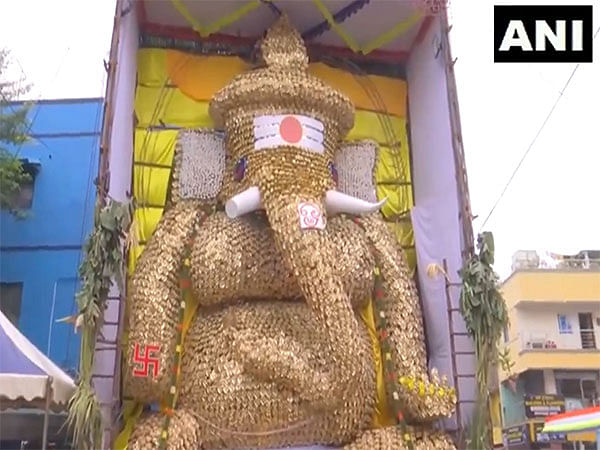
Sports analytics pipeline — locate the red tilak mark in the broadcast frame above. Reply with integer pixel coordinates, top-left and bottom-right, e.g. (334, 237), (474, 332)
(388, 372), (396, 381)
(279, 116), (303, 143)
(397, 411), (404, 421)
(164, 408), (174, 416)
(176, 323), (183, 331)
(132, 343), (161, 378)
(379, 330), (388, 340)
(172, 365), (179, 375)
(179, 278), (191, 290)
(374, 289), (384, 299)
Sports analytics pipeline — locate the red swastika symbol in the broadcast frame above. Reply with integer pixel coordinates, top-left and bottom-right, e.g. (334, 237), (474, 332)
(132, 343), (161, 378)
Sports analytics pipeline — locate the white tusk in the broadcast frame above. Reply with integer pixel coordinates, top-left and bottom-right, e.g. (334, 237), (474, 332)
(225, 186), (262, 218)
(325, 190), (387, 216)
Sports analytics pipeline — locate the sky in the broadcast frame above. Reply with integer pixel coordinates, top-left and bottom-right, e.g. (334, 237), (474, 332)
(448, 0), (599, 277)
(0, 1), (114, 100)
(0, 0), (598, 279)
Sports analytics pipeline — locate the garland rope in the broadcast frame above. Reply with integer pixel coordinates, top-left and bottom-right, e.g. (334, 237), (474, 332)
(353, 216), (415, 449)
(171, 0), (262, 38)
(371, 264), (415, 450)
(157, 227), (197, 449)
(170, 0), (423, 55)
(312, 0), (423, 55)
(66, 199), (134, 450)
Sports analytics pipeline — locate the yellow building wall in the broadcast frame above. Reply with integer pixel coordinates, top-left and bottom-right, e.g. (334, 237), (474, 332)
(502, 271), (600, 307)
(499, 270), (600, 380)
(505, 347), (600, 377)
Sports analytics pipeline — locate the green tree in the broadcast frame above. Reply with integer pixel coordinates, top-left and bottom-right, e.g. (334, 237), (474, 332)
(0, 48), (32, 217)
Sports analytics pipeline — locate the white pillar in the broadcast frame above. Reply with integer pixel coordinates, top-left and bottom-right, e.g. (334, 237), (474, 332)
(544, 369), (557, 394)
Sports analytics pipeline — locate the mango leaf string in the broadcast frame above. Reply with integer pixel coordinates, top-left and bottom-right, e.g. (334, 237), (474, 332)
(458, 232), (508, 450)
(66, 198), (134, 450)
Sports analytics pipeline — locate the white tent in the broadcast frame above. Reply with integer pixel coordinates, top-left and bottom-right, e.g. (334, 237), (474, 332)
(0, 310), (76, 448)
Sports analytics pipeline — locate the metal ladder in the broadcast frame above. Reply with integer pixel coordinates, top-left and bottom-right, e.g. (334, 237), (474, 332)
(91, 288), (127, 449)
(443, 259), (477, 436)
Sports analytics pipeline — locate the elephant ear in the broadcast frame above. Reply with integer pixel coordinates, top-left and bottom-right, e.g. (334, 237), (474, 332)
(334, 139), (378, 203)
(170, 129), (226, 203)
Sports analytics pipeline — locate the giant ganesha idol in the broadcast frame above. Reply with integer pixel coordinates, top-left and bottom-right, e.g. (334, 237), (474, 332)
(124, 16), (456, 450)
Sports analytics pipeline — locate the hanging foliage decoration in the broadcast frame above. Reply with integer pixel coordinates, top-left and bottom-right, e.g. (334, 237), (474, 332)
(66, 198), (134, 450)
(458, 232), (508, 450)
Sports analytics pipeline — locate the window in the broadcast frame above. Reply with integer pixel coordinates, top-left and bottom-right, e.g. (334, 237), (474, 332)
(557, 314), (572, 334)
(0, 282), (23, 326)
(3, 159), (39, 211)
(12, 177), (34, 209)
(523, 370), (545, 395)
(557, 377), (598, 408)
(578, 313), (596, 349)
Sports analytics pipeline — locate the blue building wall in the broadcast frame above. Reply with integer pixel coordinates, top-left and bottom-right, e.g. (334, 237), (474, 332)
(1, 98), (102, 376)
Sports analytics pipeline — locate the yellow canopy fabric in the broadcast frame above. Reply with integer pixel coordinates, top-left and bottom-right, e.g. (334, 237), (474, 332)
(135, 86), (214, 128)
(134, 207), (164, 242)
(376, 145), (411, 184)
(137, 49), (168, 87)
(309, 63), (407, 117)
(348, 111), (409, 147)
(132, 166), (171, 207)
(138, 49), (407, 117)
(134, 128), (178, 166)
(166, 51), (250, 102)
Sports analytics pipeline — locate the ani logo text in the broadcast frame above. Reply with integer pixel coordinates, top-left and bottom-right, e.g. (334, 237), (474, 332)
(494, 5), (593, 63)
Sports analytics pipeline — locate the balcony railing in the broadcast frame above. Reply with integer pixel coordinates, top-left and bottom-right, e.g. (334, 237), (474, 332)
(581, 329), (597, 349)
(556, 257), (600, 270)
(521, 331), (555, 350)
(520, 329), (598, 351)
(512, 250), (600, 272)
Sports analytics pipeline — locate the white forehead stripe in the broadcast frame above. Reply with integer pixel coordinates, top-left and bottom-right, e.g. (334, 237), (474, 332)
(254, 123), (323, 141)
(254, 114), (324, 131)
(253, 114), (324, 154)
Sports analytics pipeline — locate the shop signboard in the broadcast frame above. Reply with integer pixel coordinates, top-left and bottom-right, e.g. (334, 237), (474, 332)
(504, 424), (529, 447)
(524, 394), (565, 418)
(529, 421), (567, 444)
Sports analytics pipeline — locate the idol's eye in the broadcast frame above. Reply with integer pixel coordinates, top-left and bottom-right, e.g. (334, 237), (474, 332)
(328, 161), (338, 185)
(253, 114), (324, 153)
(233, 157), (247, 182)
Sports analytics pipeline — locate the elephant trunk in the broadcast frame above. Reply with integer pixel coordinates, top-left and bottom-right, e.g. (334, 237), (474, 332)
(255, 179), (367, 410)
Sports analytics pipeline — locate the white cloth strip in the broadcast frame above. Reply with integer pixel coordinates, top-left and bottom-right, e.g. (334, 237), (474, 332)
(253, 114), (324, 132)
(254, 123), (323, 141)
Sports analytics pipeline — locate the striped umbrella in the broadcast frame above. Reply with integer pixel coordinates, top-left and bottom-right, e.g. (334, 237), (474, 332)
(542, 406), (600, 433)
(543, 406), (600, 450)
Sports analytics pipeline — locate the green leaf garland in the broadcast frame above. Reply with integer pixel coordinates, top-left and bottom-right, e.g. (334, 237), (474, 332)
(459, 232), (508, 450)
(67, 199), (134, 450)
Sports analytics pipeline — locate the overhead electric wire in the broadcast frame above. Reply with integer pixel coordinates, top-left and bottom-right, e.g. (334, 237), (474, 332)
(13, 46), (72, 157)
(67, 80), (106, 364)
(480, 25), (600, 230)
